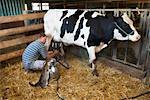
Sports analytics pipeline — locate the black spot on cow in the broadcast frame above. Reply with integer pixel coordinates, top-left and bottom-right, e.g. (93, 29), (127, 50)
(74, 17), (84, 41)
(84, 11), (99, 27)
(60, 10), (84, 38)
(87, 16), (114, 47)
(84, 42), (86, 46)
(60, 10), (68, 21)
(60, 18), (68, 38)
(84, 11), (95, 19)
(81, 34), (84, 39)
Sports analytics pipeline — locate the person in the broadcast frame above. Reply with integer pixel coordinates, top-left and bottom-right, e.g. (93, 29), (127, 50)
(22, 33), (51, 71)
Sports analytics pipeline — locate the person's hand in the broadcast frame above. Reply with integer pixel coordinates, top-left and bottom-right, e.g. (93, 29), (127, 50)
(47, 50), (59, 60)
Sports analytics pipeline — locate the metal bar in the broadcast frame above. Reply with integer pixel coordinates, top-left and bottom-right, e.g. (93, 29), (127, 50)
(143, 11), (148, 33)
(10, 0), (15, 15)
(144, 50), (150, 71)
(108, 57), (143, 70)
(82, 9), (149, 12)
(20, 0), (25, 14)
(137, 11), (147, 66)
(14, 0), (19, 15)
(123, 9), (131, 62)
(0, 0), (4, 16)
(1, 0), (7, 16)
(144, 13), (150, 70)
(13, 0), (18, 15)
(112, 10), (119, 59)
(16, 0), (21, 14)
(7, 0), (13, 16)
(136, 40), (143, 66)
(146, 12), (150, 38)
(124, 41), (128, 62)
(139, 13), (144, 31)
(23, 9), (149, 12)
(112, 41), (117, 59)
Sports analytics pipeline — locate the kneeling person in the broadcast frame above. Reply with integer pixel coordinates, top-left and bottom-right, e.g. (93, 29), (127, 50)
(22, 33), (49, 71)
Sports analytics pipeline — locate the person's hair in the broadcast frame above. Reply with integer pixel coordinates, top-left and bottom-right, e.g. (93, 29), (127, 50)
(40, 32), (46, 37)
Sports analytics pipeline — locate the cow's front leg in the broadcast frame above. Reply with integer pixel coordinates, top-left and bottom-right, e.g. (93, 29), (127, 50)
(45, 35), (53, 51)
(87, 47), (99, 76)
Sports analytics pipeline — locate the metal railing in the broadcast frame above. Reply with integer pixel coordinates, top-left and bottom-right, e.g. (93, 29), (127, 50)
(87, 9), (150, 71)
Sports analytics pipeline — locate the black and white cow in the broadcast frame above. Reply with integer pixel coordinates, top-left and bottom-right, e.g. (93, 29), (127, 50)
(44, 9), (141, 76)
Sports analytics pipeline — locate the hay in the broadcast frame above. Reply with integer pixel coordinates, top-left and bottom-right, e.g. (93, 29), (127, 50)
(0, 54), (150, 100)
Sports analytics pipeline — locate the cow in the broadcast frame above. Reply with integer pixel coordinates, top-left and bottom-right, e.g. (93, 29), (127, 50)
(43, 9), (141, 76)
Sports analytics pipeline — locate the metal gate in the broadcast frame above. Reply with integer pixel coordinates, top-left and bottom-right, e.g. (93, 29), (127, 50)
(89, 9), (150, 69)
(91, 9), (150, 84)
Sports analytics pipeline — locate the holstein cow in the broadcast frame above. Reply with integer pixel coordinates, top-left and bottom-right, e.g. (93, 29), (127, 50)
(44, 9), (141, 76)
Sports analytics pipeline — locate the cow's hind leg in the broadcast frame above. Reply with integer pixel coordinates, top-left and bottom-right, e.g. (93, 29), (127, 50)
(58, 43), (70, 69)
(87, 47), (99, 76)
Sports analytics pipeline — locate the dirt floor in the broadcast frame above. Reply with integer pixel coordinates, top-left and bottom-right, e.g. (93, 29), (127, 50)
(0, 54), (150, 100)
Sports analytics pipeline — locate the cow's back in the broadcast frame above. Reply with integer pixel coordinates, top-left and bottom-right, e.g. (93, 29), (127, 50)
(44, 9), (64, 37)
(44, 9), (79, 42)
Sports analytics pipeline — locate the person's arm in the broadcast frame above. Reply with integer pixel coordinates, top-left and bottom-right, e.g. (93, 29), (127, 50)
(47, 50), (60, 60)
(39, 46), (47, 59)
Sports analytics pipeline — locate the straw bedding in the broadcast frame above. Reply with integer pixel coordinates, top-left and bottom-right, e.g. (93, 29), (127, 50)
(0, 54), (149, 100)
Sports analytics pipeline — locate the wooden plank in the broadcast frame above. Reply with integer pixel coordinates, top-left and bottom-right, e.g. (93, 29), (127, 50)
(0, 24), (43, 37)
(0, 34), (39, 49)
(0, 49), (24, 62)
(0, 49), (59, 62)
(0, 12), (45, 24)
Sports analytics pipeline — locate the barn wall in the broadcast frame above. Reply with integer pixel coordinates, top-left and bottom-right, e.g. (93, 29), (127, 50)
(0, 0), (25, 16)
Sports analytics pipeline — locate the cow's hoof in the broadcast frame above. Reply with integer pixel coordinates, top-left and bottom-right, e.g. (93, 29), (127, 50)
(92, 70), (99, 76)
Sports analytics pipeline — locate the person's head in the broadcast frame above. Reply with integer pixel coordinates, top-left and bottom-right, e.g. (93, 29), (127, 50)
(39, 32), (47, 44)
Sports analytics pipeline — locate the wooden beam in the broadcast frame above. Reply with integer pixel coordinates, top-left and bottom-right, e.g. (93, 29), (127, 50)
(0, 49), (59, 62)
(0, 49), (24, 62)
(0, 13), (45, 24)
(0, 34), (39, 49)
(0, 24), (43, 37)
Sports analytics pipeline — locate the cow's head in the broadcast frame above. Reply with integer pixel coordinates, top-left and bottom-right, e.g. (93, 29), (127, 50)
(113, 13), (141, 42)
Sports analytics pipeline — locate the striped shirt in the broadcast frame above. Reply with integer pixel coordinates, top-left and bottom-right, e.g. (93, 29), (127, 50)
(22, 39), (47, 69)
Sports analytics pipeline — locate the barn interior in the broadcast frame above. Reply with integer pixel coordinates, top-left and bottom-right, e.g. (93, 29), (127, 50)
(0, 0), (150, 100)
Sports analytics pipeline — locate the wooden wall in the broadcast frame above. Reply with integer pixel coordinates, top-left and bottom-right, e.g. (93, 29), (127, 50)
(0, 12), (45, 62)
